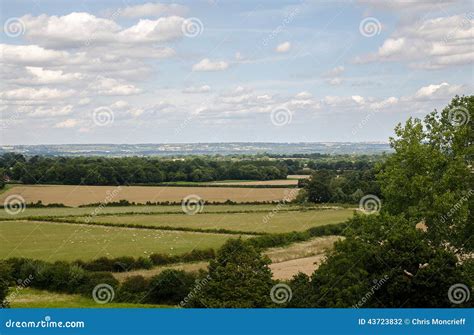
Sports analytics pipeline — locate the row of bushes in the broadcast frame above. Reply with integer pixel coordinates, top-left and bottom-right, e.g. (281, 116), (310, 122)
(248, 222), (350, 249)
(1, 258), (206, 307)
(72, 249), (216, 273)
(78, 199), (291, 207)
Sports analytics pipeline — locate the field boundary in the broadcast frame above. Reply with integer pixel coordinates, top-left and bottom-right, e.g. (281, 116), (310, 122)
(0, 217), (266, 236)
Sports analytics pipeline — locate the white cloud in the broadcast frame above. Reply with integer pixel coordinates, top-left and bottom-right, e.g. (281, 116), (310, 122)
(0, 44), (69, 65)
(413, 82), (463, 100)
(276, 41), (291, 53)
(182, 85), (211, 93)
(324, 66), (345, 86)
(0, 87), (75, 100)
(89, 77), (142, 96)
(23, 67), (83, 84)
(111, 100), (129, 109)
(118, 3), (189, 18)
(29, 105), (74, 117)
(356, 14), (474, 69)
(192, 58), (229, 71)
(118, 16), (185, 43)
(54, 118), (79, 128)
(325, 66), (345, 77)
(21, 12), (121, 48)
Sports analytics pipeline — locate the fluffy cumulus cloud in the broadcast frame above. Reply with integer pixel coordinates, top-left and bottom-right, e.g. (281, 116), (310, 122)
(192, 58), (229, 71)
(356, 14), (474, 69)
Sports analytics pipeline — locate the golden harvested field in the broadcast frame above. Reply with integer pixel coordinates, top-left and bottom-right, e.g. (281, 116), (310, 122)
(287, 175), (311, 179)
(0, 185), (299, 207)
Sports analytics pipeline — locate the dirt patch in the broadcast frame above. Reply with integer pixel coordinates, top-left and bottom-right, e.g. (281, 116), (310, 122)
(270, 255), (326, 280)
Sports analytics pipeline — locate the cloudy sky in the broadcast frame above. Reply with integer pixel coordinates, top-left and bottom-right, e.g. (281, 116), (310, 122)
(0, 0), (472, 145)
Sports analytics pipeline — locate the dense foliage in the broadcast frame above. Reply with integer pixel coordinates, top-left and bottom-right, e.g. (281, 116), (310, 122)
(300, 169), (381, 203)
(188, 239), (274, 307)
(0, 155), (288, 184)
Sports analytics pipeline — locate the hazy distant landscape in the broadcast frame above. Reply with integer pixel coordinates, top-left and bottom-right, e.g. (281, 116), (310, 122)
(0, 142), (392, 157)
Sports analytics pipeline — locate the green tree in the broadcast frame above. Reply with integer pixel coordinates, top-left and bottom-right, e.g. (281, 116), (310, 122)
(0, 261), (12, 307)
(308, 214), (473, 308)
(377, 95), (473, 251)
(193, 238), (274, 307)
(147, 269), (196, 305)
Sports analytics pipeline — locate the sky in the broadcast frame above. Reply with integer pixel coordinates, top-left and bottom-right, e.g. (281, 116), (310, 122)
(0, 0), (473, 145)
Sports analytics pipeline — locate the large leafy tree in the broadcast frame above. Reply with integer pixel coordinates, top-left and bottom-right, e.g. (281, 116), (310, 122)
(308, 214), (472, 308)
(377, 95), (473, 252)
(190, 238), (274, 308)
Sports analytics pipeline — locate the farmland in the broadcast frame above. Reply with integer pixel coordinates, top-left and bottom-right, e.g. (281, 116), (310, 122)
(0, 185), (298, 207)
(74, 209), (354, 234)
(0, 220), (240, 261)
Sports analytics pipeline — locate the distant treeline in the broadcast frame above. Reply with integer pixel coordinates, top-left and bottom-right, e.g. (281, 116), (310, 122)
(0, 153), (288, 185)
(0, 153), (381, 187)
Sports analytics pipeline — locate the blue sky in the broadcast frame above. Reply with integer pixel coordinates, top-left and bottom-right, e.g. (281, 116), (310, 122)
(0, 0), (472, 144)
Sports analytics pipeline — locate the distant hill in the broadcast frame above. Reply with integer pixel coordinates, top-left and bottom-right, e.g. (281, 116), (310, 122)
(0, 142), (392, 157)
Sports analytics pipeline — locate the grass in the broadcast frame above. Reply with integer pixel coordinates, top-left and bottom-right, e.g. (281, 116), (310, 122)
(74, 209), (354, 234)
(8, 288), (170, 308)
(0, 184), (298, 207)
(0, 204), (310, 219)
(0, 220), (242, 261)
(113, 235), (342, 281)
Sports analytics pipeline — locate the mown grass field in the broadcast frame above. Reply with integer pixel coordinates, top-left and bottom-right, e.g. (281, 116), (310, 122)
(75, 209), (354, 234)
(8, 288), (170, 308)
(0, 220), (240, 261)
(0, 185), (298, 206)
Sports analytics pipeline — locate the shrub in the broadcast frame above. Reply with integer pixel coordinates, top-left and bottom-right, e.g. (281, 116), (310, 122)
(147, 269), (196, 305)
(117, 275), (149, 304)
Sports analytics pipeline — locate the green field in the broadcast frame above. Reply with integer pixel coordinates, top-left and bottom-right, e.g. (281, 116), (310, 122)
(0, 220), (240, 261)
(0, 204), (306, 219)
(8, 288), (170, 308)
(74, 209), (354, 234)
